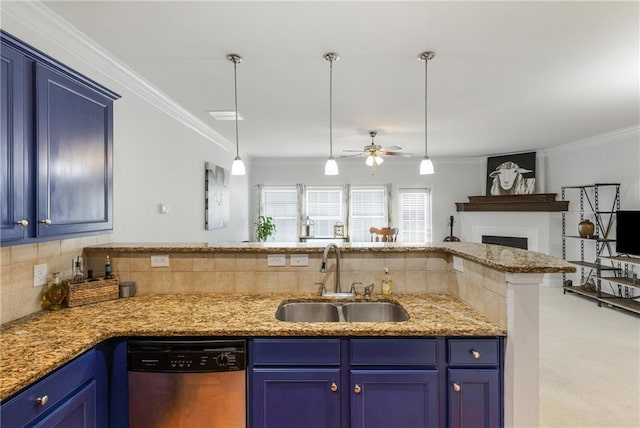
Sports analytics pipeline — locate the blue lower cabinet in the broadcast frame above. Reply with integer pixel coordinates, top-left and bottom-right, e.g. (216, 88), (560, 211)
(0, 350), (99, 428)
(32, 381), (96, 428)
(251, 368), (341, 428)
(350, 370), (439, 428)
(448, 369), (500, 428)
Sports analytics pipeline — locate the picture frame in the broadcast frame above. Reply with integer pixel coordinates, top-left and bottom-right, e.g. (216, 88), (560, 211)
(486, 152), (536, 196)
(204, 162), (230, 229)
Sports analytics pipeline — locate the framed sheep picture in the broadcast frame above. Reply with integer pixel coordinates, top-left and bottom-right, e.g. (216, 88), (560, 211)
(486, 152), (536, 196)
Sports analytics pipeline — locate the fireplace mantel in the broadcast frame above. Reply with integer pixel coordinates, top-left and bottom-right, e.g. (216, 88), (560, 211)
(455, 193), (569, 212)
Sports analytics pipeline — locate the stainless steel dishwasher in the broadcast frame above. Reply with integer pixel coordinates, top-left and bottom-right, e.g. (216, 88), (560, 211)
(128, 339), (246, 428)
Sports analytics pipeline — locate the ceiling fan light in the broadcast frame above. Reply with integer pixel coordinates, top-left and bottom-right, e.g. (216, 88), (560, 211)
(365, 155), (375, 166)
(375, 156), (384, 165)
(231, 156), (246, 176)
(325, 157), (339, 175)
(419, 156), (434, 175)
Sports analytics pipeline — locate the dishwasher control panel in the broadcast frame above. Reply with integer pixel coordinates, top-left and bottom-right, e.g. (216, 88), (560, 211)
(128, 339), (246, 373)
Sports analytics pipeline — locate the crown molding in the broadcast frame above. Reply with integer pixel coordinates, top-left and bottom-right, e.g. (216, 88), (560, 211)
(544, 125), (640, 155)
(2, 1), (232, 153)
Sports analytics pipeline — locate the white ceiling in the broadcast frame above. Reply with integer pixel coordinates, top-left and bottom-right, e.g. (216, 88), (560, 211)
(40, 1), (639, 160)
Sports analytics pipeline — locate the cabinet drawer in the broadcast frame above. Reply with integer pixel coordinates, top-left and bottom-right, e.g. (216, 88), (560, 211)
(448, 339), (499, 366)
(350, 339), (437, 366)
(1, 349), (95, 427)
(252, 339), (340, 365)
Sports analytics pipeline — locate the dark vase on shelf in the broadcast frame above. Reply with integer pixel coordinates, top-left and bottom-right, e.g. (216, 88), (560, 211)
(578, 219), (595, 238)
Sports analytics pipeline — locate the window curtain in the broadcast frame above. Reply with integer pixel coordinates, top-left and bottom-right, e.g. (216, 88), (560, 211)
(386, 183), (393, 227)
(255, 184), (264, 241)
(343, 184), (351, 238)
(296, 184), (306, 238)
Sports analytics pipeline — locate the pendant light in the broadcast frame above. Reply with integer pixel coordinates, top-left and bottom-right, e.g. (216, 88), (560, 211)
(227, 53), (246, 176)
(418, 51), (435, 175)
(323, 52), (339, 176)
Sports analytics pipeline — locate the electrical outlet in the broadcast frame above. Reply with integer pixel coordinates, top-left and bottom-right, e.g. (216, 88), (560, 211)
(453, 256), (464, 272)
(267, 254), (286, 267)
(151, 255), (170, 267)
(33, 263), (48, 287)
(290, 254), (309, 267)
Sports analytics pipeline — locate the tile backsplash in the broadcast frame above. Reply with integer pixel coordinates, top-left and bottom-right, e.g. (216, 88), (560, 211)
(0, 235), (112, 324)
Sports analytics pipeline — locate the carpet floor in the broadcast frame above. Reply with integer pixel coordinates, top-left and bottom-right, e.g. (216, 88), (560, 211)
(539, 286), (640, 427)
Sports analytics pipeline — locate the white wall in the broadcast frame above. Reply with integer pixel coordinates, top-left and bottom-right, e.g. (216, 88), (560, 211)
(249, 157), (483, 242)
(1, 7), (251, 244)
(544, 126), (640, 256)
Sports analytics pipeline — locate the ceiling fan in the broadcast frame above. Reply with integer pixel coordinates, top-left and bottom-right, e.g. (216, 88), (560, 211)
(342, 131), (412, 174)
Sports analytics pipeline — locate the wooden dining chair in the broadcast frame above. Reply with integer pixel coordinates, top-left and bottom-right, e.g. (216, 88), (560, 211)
(369, 227), (398, 242)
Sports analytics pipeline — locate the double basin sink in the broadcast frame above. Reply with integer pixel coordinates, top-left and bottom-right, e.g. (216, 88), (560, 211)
(276, 301), (409, 323)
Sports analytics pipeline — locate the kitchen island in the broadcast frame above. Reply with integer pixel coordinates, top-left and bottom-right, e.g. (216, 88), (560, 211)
(2, 242), (574, 426)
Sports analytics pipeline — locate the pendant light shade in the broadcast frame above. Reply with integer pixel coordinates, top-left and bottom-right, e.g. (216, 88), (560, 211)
(418, 51), (435, 175)
(419, 157), (434, 175)
(323, 52), (339, 176)
(227, 53), (246, 176)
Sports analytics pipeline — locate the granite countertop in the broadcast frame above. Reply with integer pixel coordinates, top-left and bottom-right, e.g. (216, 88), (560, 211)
(0, 293), (503, 401)
(85, 242), (575, 274)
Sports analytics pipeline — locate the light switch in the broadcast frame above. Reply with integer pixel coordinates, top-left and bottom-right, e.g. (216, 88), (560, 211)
(267, 255), (286, 267)
(151, 255), (170, 267)
(290, 254), (309, 267)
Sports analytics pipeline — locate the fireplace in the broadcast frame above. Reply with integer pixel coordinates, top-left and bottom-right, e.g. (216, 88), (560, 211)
(482, 235), (528, 250)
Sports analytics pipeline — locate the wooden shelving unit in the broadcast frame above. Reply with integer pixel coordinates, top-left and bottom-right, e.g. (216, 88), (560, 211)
(597, 256), (640, 315)
(560, 183), (640, 315)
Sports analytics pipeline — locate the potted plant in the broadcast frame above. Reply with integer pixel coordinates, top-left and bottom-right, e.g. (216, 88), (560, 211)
(255, 215), (276, 242)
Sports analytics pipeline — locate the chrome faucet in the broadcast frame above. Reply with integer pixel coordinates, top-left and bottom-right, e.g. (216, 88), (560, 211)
(320, 243), (342, 294)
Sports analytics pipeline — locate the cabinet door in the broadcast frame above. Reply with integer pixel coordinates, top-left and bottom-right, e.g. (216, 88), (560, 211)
(350, 370), (439, 428)
(251, 368), (341, 428)
(33, 381), (96, 428)
(448, 369), (500, 428)
(1, 43), (27, 243)
(35, 64), (113, 237)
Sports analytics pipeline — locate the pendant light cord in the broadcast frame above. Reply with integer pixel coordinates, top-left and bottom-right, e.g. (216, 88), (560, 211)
(424, 54), (428, 157)
(233, 58), (240, 158)
(329, 56), (334, 158)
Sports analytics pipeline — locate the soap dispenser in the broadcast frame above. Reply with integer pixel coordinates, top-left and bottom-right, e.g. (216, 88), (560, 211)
(381, 268), (393, 295)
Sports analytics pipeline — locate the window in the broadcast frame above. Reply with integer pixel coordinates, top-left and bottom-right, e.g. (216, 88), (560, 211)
(262, 186), (297, 242)
(350, 186), (387, 242)
(400, 189), (432, 243)
(306, 187), (342, 237)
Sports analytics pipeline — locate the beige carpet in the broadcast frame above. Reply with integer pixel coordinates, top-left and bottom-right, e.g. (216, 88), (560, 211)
(539, 286), (640, 427)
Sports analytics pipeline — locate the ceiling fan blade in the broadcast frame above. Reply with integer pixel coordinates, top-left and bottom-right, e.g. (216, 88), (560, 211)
(343, 149), (366, 153)
(385, 152), (413, 157)
(339, 153), (365, 158)
(382, 145), (402, 151)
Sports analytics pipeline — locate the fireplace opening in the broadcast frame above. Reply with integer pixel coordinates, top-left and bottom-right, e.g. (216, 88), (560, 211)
(482, 235), (528, 250)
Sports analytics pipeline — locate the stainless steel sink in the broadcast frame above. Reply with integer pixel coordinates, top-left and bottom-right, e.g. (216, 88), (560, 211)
(275, 302), (340, 322)
(275, 301), (409, 323)
(341, 302), (409, 322)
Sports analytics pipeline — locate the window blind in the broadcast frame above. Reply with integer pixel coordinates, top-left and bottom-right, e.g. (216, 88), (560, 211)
(262, 186), (298, 241)
(306, 187), (343, 236)
(350, 187), (387, 242)
(400, 189), (432, 243)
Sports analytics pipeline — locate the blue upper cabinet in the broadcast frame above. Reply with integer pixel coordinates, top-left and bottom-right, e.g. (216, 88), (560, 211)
(0, 31), (119, 246)
(1, 43), (27, 243)
(35, 64), (113, 237)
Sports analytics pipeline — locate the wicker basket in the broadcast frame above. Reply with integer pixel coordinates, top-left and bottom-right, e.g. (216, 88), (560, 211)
(66, 277), (119, 307)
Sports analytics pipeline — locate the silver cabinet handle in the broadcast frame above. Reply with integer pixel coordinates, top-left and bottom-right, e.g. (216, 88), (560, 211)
(40, 219), (52, 225)
(471, 350), (481, 359)
(36, 395), (49, 406)
(16, 219), (28, 227)
(452, 383), (461, 393)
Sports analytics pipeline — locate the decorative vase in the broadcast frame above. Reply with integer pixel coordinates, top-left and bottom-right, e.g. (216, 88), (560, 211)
(578, 219), (595, 238)
(41, 272), (67, 310)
